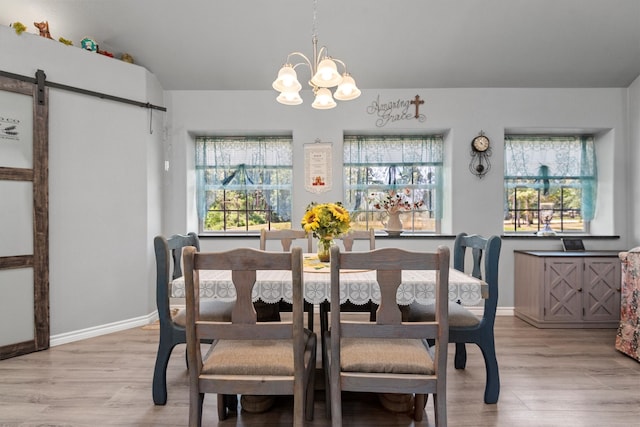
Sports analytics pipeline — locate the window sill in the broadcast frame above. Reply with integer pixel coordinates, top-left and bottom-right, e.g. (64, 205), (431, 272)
(199, 232), (456, 239)
(501, 233), (620, 240)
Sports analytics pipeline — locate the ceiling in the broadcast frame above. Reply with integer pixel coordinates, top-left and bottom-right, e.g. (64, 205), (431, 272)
(3, 0), (640, 91)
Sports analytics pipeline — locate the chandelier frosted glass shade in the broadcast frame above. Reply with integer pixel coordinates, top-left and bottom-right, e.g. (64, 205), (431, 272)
(334, 73), (361, 101)
(276, 90), (303, 105)
(311, 88), (337, 109)
(310, 58), (342, 87)
(272, 65), (303, 93)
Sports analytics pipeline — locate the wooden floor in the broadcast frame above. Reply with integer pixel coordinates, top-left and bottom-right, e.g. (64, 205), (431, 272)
(1, 316), (639, 426)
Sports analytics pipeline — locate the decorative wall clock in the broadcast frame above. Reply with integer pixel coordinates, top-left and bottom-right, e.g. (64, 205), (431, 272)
(469, 131), (492, 178)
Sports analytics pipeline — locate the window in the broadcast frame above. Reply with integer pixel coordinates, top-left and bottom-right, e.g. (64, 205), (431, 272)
(343, 135), (443, 233)
(504, 135), (597, 234)
(195, 136), (293, 233)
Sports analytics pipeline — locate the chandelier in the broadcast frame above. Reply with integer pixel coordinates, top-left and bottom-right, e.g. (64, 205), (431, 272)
(272, 0), (361, 109)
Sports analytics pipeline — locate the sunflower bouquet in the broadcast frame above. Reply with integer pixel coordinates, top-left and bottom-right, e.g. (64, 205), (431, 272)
(300, 202), (351, 240)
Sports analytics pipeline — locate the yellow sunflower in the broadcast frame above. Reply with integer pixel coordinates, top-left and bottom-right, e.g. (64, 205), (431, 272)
(329, 203), (350, 223)
(301, 209), (319, 233)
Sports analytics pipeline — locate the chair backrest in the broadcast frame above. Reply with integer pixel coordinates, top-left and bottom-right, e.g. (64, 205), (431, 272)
(338, 228), (375, 251)
(154, 232), (200, 324)
(453, 232), (501, 323)
(260, 228), (312, 252)
(183, 244), (304, 346)
(329, 244), (449, 364)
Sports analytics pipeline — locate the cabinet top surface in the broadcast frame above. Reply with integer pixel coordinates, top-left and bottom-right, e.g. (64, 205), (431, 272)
(514, 250), (623, 257)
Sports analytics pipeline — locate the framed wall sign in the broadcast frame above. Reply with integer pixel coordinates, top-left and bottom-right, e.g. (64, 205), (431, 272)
(304, 141), (332, 193)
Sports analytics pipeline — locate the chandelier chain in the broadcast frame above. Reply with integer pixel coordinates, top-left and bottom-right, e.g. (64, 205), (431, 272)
(312, 0), (318, 40)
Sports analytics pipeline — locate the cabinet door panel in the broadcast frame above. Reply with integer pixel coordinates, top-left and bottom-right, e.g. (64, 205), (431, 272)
(583, 258), (621, 322)
(544, 259), (582, 321)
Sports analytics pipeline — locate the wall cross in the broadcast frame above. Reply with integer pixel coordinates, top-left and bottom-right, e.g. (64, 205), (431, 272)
(410, 95), (424, 119)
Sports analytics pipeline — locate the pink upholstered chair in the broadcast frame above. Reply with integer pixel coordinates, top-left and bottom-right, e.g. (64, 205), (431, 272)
(616, 247), (640, 361)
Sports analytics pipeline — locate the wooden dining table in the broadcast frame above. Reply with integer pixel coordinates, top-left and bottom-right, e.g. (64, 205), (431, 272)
(172, 254), (488, 307)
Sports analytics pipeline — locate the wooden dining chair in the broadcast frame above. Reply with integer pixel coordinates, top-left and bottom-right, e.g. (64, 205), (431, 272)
(408, 232), (502, 404)
(152, 233), (234, 406)
(320, 229), (377, 356)
(183, 246), (316, 426)
(324, 245), (449, 426)
(260, 228), (313, 252)
(259, 228), (315, 330)
(337, 228), (375, 251)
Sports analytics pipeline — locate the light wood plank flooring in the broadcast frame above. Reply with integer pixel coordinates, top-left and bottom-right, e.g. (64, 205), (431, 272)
(0, 316), (639, 426)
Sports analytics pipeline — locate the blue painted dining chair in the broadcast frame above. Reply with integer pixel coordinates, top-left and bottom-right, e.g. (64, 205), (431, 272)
(152, 233), (234, 405)
(408, 232), (502, 404)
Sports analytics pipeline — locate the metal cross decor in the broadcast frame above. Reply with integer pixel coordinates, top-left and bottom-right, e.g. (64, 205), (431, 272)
(410, 95), (424, 119)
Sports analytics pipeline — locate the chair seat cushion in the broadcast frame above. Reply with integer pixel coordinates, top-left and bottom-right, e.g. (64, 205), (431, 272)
(172, 299), (234, 327)
(340, 338), (434, 374)
(407, 301), (481, 328)
(202, 330), (315, 376)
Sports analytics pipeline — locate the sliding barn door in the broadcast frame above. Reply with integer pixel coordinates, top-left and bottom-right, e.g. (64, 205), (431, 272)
(0, 72), (49, 359)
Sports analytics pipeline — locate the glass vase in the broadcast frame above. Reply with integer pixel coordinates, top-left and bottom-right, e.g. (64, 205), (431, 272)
(316, 238), (335, 262)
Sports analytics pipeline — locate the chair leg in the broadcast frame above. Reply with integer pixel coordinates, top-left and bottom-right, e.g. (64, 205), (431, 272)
(454, 342), (467, 369)
(305, 375), (315, 421)
(319, 302), (333, 418)
(305, 337), (317, 421)
(322, 330), (331, 419)
(330, 372), (342, 427)
(319, 302), (329, 353)
(152, 338), (176, 405)
(433, 392), (447, 427)
(307, 302), (314, 331)
(224, 394), (238, 412)
(478, 340), (500, 404)
(414, 394), (426, 421)
(189, 391), (205, 426)
(216, 394), (227, 421)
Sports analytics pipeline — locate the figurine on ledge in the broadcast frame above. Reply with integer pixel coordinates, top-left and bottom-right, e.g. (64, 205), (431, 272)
(537, 214), (556, 236)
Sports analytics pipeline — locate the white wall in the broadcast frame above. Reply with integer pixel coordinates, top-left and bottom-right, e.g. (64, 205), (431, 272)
(0, 26), (164, 338)
(166, 87), (631, 309)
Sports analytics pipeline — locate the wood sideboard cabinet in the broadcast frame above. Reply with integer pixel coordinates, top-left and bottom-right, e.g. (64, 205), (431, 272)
(514, 250), (621, 328)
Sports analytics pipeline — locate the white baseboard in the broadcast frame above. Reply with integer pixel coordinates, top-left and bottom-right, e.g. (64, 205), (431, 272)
(50, 311), (159, 347)
(496, 307), (515, 316)
(466, 306), (514, 317)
